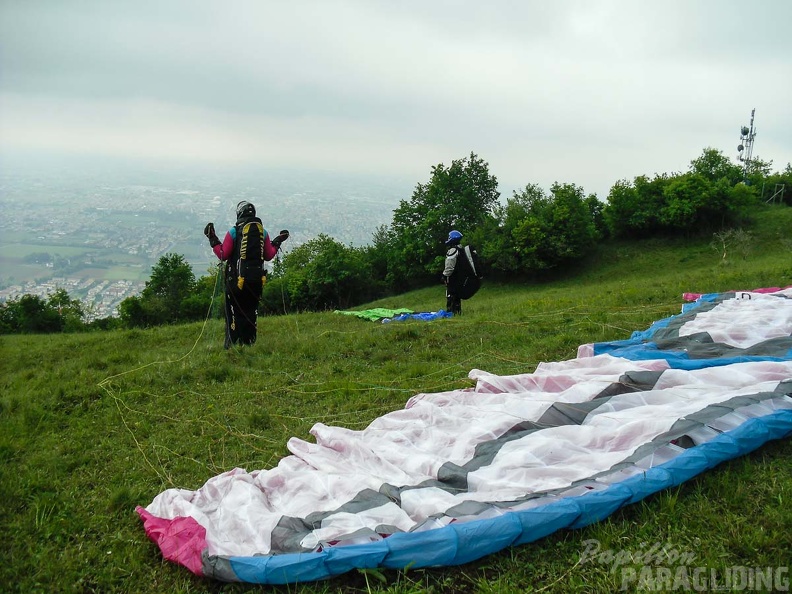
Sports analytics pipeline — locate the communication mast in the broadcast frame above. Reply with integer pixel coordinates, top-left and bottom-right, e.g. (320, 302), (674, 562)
(737, 108), (757, 180)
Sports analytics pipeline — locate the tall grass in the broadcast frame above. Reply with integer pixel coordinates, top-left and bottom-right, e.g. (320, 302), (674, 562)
(1, 206), (791, 593)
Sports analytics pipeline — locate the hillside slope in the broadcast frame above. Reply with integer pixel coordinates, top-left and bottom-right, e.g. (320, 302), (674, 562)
(1, 205), (791, 593)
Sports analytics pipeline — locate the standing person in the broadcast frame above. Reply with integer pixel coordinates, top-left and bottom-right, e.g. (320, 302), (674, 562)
(204, 201), (289, 348)
(442, 229), (482, 315)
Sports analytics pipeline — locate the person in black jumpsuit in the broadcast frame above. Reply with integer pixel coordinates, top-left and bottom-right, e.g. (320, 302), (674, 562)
(204, 201), (288, 347)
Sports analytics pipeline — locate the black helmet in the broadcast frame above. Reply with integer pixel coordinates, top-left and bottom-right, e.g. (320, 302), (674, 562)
(236, 201), (256, 219)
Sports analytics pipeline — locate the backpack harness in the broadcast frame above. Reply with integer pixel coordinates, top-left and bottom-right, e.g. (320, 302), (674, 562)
(450, 245), (483, 300)
(226, 217), (267, 291)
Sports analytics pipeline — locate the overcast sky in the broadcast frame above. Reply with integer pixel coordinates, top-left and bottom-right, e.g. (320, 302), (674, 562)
(1, 0), (790, 199)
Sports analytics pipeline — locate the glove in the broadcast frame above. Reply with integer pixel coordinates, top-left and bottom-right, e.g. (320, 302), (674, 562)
(271, 229), (290, 249)
(204, 222), (220, 247)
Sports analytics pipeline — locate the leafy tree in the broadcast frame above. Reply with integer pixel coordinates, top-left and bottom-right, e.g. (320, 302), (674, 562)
(86, 316), (123, 331)
(261, 234), (377, 312)
(478, 182), (599, 277)
(509, 183), (598, 273)
(258, 275), (292, 315)
(0, 298), (19, 333)
(660, 173), (712, 231)
(387, 152), (500, 286)
(142, 253), (196, 316)
(744, 155), (773, 182)
(603, 175), (670, 238)
(761, 163), (792, 206)
(0, 294), (62, 334)
(47, 288), (85, 332)
(686, 147), (760, 227)
(23, 252), (52, 264)
(585, 194), (607, 239)
(660, 169), (758, 235)
(690, 147), (743, 185)
(602, 180), (637, 239)
(118, 295), (147, 328)
(633, 174), (671, 232)
(484, 183), (546, 274)
(0, 289), (86, 334)
(119, 253), (202, 327)
(725, 181), (760, 224)
(365, 225), (393, 283)
(604, 152), (760, 239)
(182, 267), (220, 321)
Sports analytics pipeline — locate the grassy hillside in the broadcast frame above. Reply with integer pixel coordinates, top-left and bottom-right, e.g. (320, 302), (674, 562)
(2, 206), (791, 593)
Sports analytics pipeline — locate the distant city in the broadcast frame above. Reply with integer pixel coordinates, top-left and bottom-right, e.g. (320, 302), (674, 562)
(0, 157), (413, 319)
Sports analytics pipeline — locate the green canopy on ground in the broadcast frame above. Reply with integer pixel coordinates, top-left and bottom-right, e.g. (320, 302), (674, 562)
(334, 308), (413, 321)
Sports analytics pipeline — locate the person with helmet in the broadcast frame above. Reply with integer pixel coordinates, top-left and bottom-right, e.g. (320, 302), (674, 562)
(442, 229), (483, 315)
(204, 201), (289, 348)
(442, 230), (466, 315)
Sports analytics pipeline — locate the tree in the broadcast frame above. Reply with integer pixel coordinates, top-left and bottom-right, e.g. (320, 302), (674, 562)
(603, 175), (670, 239)
(585, 194), (607, 239)
(142, 253), (196, 318)
(118, 295), (147, 328)
(660, 173), (712, 231)
(689, 147), (743, 185)
(261, 235), (377, 313)
(120, 254), (201, 327)
(47, 288), (85, 332)
(483, 184), (546, 274)
(604, 150), (761, 238)
(477, 182), (599, 277)
(740, 155), (773, 193)
(387, 152), (500, 286)
(0, 294), (62, 334)
(761, 163), (792, 206)
(0, 289), (87, 334)
(182, 267), (220, 321)
(509, 183), (598, 272)
(604, 174), (682, 238)
(365, 225), (393, 283)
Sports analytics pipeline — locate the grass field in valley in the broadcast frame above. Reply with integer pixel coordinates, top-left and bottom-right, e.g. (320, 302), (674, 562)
(1, 206), (791, 593)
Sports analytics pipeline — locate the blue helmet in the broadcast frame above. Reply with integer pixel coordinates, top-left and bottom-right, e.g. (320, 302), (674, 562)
(445, 230), (463, 245)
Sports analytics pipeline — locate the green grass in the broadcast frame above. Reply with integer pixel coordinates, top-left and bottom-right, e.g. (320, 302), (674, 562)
(1, 206), (791, 593)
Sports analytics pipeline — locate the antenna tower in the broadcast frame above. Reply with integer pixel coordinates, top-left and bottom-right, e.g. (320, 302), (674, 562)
(737, 108), (757, 180)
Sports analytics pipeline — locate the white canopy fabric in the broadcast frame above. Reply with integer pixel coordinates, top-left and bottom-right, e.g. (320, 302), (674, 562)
(137, 288), (792, 583)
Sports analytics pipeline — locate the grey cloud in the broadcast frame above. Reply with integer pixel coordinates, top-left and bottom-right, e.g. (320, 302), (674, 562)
(1, 0), (790, 200)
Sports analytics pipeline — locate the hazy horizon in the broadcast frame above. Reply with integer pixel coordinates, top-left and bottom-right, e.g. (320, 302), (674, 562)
(2, 1), (790, 203)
